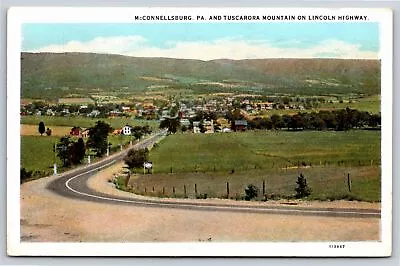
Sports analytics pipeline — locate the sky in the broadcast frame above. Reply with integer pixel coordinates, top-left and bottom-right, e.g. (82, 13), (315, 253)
(22, 23), (380, 60)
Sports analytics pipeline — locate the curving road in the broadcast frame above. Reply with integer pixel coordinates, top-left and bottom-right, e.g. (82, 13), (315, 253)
(47, 131), (380, 219)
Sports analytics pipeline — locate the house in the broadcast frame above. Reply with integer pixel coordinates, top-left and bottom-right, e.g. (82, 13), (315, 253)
(70, 126), (82, 137)
(180, 119), (191, 127)
(81, 129), (90, 138)
(112, 129), (122, 135)
(203, 120), (214, 134)
(222, 127), (232, 133)
(122, 125), (132, 135)
(233, 120), (248, 131)
(193, 121), (201, 134)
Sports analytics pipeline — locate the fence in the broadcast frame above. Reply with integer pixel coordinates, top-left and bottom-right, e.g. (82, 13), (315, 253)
(123, 166), (380, 202)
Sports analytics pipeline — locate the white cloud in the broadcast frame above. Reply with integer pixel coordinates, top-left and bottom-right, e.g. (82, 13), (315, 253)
(29, 35), (379, 60)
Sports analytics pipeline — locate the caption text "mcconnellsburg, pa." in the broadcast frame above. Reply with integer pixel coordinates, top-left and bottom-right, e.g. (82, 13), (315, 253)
(133, 14), (369, 21)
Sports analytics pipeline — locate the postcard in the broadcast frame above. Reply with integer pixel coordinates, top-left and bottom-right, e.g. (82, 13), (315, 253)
(7, 7), (392, 256)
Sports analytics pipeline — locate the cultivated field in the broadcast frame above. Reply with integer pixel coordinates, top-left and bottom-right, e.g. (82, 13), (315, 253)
(125, 130), (381, 202)
(21, 116), (159, 130)
(21, 124), (72, 136)
(21, 132), (133, 176)
(149, 131), (380, 173)
(21, 136), (62, 176)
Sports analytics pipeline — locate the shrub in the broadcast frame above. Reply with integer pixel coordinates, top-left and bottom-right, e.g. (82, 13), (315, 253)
(20, 168), (32, 183)
(295, 173), (312, 198)
(196, 193), (208, 199)
(244, 184), (259, 201)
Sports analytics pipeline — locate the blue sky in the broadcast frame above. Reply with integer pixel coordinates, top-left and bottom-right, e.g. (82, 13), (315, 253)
(22, 23), (380, 59)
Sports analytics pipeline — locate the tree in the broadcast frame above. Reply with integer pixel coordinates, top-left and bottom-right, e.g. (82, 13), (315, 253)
(124, 148), (149, 170)
(38, 121), (45, 136)
(160, 118), (180, 134)
(56, 136), (73, 167)
(295, 174), (312, 198)
(87, 121), (113, 156)
(244, 184), (259, 201)
(70, 138), (86, 165)
(46, 127), (52, 136)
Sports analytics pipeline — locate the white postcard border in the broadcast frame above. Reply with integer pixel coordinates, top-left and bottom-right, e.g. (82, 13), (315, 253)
(7, 7), (393, 257)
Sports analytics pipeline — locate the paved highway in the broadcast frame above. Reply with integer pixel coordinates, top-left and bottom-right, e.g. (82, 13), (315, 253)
(47, 131), (380, 219)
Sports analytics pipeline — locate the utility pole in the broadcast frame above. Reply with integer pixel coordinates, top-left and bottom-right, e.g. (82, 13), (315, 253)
(53, 142), (57, 175)
(106, 141), (109, 157)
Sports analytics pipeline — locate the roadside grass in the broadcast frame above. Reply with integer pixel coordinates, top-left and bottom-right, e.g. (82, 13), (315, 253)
(149, 131), (380, 174)
(125, 165), (380, 202)
(21, 116), (159, 130)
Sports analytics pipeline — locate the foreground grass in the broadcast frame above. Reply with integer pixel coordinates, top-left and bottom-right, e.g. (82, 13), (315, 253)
(125, 165), (380, 202)
(149, 130), (380, 174)
(21, 115), (159, 130)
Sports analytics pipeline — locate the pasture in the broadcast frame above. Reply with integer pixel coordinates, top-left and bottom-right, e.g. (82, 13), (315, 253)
(21, 136), (61, 176)
(20, 116), (159, 130)
(20, 133), (133, 177)
(21, 124), (72, 136)
(149, 131), (380, 173)
(125, 130), (381, 202)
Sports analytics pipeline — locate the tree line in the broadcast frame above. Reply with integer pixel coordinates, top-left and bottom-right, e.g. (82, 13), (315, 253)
(247, 108), (380, 131)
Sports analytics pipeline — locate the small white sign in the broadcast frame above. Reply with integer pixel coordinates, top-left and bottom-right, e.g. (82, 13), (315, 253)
(143, 162), (153, 169)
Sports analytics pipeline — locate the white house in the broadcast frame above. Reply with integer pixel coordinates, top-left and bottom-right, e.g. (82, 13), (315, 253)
(122, 125), (132, 135)
(193, 121), (201, 134)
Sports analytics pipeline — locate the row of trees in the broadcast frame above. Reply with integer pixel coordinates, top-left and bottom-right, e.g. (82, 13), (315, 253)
(248, 108), (381, 131)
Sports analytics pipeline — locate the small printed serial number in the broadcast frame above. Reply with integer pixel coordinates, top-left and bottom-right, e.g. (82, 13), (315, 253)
(329, 244), (346, 249)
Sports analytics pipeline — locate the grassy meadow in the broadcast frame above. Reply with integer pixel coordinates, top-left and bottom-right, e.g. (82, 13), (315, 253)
(149, 131), (380, 173)
(122, 130), (381, 202)
(21, 116), (159, 130)
(21, 136), (62, 175)
(127, 165), (380, 202)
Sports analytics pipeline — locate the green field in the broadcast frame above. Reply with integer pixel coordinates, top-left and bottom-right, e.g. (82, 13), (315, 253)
(126, 130), (381, 202)
(21, 116), (159, 130)
(21, 134), (134, 177)
(127, 165), (380, 202)
(149, 131), (381, 173)
(21, 136), (62, 176)
(320, 95), (380, 114)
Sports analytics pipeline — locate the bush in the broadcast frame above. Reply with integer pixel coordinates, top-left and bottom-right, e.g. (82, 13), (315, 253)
(295, 173), (312, 198)
(196, 193), (208, 199)
(20, 168), (32, 183)
(124, 148), (149, 170)
(244, 184), (259, 201)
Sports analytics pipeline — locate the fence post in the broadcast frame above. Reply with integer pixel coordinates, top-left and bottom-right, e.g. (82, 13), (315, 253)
(162, 186), (165, 195)
(184, 185), (187, 197)
(195, 183), (198, 196)
(125, 170), (131, 187)
(226, 182), (230, 198)
(347, 173), (351, 192)
(144, 187), (147, 193)
(173, 186), (175, 196)
(170, 166), (173, 173)
(152, 186), (155, 192)
(262, 180), (265, 195)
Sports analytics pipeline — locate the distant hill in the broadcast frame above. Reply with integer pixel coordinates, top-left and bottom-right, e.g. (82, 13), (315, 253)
(21, 52), (381, 99)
